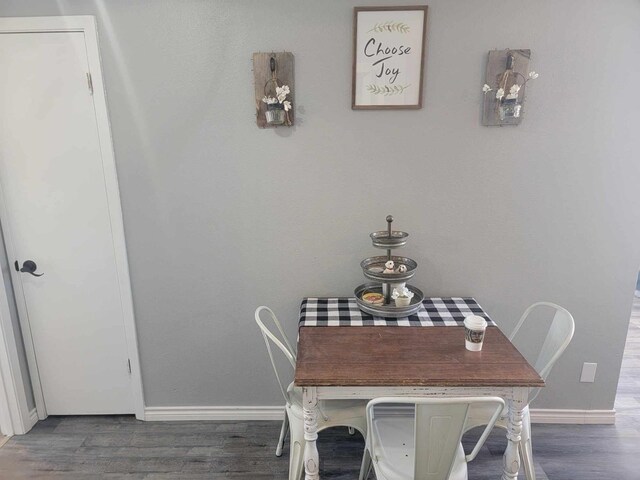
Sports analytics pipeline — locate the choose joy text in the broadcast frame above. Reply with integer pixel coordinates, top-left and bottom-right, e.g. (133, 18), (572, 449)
(364, 38), (411, 84)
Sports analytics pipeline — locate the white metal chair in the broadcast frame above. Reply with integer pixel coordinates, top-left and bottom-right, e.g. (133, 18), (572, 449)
(464, 302), (575, 480)
(359, 396), (505, 480)
(254, 306), (367, 480)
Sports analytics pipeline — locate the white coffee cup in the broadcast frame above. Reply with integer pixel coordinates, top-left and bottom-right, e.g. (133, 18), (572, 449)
(464, 315), (488, 351)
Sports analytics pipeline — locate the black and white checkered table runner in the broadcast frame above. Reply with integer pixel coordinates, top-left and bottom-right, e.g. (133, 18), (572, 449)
(299, 297), (495, 327)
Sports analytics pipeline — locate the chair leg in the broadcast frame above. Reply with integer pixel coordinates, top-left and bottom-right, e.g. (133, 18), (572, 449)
(288, 420), (306, 480)
(348, 426), (355, 436)
(519, 408), (536, 480)
(276, 411), (289, 457)
(359, 447), (373, 480)
(519, 438), (536, 480)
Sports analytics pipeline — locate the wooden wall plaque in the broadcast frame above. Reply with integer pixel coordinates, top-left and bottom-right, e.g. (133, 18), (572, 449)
(482, 49), (531, 126)
(253, 52), (295, 128)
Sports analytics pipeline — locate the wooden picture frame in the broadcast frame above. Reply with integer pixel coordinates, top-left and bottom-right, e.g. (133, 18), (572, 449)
(352, 5), (428, 110)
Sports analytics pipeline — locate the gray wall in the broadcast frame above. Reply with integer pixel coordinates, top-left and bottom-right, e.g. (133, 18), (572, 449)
(1, 0), (639, 410)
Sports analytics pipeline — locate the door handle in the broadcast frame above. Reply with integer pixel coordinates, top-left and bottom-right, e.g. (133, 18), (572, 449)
(15, 260), (44, 277)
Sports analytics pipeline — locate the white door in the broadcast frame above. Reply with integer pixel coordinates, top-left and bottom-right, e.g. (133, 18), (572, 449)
(0, 31), (134, 414)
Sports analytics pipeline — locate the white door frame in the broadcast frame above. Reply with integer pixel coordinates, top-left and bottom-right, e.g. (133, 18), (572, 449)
(0, 278), (38, 435)
(0, 347), (12, 436)
(0, 362), (13, 436)
(0, 294), (22, 436)
(0, 16), (145, 423)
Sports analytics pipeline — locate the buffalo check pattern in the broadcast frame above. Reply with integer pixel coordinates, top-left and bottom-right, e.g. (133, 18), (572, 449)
(299, 297), (495, 327)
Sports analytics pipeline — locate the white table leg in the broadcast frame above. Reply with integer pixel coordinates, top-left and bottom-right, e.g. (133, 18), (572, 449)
(303, 387), (320, 480)
(502, 392), (527, 480)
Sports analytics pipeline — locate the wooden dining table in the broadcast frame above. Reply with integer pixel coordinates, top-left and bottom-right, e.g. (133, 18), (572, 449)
(294, 320), (544, 480)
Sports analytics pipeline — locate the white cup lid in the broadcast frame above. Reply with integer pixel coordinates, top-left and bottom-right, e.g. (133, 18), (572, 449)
(464, 315), (487, 330)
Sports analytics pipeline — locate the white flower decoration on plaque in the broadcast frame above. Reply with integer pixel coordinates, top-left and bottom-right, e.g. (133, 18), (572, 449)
(482, 60), (539, 123)
(506, 84), (521, 100)
(483, 71), (538, 99)
(275, 85), (290, 103)
(262, 84), (293, 126)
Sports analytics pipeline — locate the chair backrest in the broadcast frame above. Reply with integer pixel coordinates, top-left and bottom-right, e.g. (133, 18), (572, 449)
(254, 306), (296, 402)
(366, 396), (504, 480)
(509, 302), (575, 402)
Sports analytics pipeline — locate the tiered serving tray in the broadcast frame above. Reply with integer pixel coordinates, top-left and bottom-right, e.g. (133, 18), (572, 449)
(354, 283), (424, 317)
(360, 256), (417, 283)
(354, 216), (424, 317)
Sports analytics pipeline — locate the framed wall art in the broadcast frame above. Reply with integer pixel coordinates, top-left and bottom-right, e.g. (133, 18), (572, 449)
(352, 5), (428, 110)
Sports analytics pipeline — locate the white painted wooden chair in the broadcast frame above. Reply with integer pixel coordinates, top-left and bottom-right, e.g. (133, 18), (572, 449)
(464, 302), (575, 480)
(359, 396), (505, 480)
(254, 306), (367, 480)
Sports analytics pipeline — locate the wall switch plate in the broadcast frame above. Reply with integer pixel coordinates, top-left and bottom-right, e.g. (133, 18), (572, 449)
(580, 362), (597, 383)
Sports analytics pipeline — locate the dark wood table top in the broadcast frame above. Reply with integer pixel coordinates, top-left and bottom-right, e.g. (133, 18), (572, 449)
(295, 326), (544, 388)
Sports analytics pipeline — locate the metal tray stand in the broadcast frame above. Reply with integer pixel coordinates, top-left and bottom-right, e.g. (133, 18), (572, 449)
(355, 215), (424, 316)
(361, 255), (417, 283)
(370, 230), (409, 248)
(355, 283), (424, 318)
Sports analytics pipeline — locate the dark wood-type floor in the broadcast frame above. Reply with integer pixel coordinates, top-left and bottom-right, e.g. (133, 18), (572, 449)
(0, 404), (640, 480)
(0, 413), (639, 479)
(1, 297), (638, 479)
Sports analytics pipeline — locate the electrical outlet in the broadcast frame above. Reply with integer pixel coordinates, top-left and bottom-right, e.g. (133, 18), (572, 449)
(580, 363), (597, 383)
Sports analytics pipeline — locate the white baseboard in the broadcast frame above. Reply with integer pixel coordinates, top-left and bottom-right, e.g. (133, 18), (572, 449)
(144, 405), (615, 425)
(529, 408), (615, 425)
(144, 406), (284, 422)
